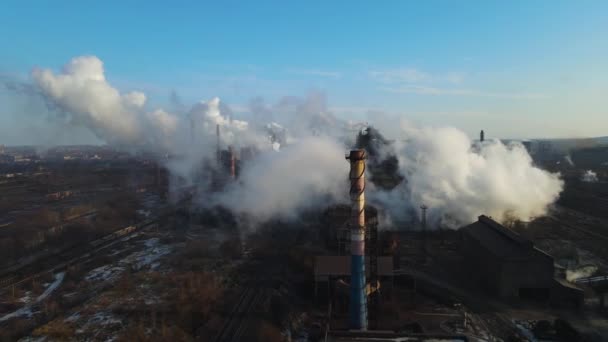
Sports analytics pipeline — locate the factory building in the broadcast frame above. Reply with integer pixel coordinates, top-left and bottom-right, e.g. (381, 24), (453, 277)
(461, 215), (583, 307)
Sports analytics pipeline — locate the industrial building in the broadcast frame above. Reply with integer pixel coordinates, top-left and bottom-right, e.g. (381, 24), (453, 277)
(461, 215), (583, 306)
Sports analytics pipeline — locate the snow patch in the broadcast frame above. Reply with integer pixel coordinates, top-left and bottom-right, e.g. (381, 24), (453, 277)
(0, 272), (65, 322)
(84, 238), (171, 283)
(19, 291), (32, 304)
(85, 265), (125, 283)
(37, 272), (65, 302)
(88, 311), (123, 326)
(64, 311), (81, 323)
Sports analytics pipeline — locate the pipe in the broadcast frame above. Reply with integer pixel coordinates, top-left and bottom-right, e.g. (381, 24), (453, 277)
(346, 149), (367, 330)
(228, 146), (236, 180)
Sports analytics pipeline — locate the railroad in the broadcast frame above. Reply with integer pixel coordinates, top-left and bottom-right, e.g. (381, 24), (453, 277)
(545, 214), (608, 243)
(0, 202), (183, 292)
(0, 210), (99, 276)
(212, 285), (266, 342)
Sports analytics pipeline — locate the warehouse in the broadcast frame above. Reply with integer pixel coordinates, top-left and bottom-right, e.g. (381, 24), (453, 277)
(461, 215), (583, 306)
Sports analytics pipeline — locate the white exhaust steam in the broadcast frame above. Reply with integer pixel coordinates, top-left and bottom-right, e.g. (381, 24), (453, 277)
(7, 55), (565, 227)
(581, 170), (598, 183)
(371, 123), (564, 226)
(566, 265), (598, 282)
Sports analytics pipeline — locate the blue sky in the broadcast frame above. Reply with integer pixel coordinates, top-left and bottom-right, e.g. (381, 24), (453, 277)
(1, 1), (607, 141)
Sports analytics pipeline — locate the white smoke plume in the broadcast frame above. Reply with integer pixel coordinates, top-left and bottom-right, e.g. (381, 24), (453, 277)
(370, 122), (564, 226)
(212, 136), (348, 221)
(29, 56), (273, 181)
(581, 170), (598, 183)
(7, 55), (565, 228)
(566, 265), (598, 282)
(564, 154), (575, 166)
(32, 56), (151, 147)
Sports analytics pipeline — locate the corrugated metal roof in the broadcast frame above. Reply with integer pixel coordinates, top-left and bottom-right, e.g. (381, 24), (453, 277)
(461, 215), (535, 260)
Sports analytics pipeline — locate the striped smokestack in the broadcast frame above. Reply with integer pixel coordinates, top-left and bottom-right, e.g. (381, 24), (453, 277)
(346, 149), (367, 330)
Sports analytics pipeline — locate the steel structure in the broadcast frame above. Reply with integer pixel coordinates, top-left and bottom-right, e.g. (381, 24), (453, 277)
(366, 219), (379, 329)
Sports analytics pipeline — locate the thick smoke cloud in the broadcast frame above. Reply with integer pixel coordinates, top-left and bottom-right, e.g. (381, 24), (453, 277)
(32, 56), (149, 146)
(9, 55), (565, 228)
(370, 123), (563, 226)
(214, 136), (348, 221)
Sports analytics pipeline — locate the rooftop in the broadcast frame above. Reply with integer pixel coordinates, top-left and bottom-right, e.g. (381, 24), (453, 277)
(461, 215), (545, 260)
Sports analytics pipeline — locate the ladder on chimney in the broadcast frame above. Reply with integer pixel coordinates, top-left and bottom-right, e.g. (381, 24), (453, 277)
(366, 223), (379, 329)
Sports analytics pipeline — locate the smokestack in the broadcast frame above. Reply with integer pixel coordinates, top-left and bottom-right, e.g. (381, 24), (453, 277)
(420, 204), (427, 230)
(480, 130), (485, 142)
(346, 149), (367, 330)
(216, 124), (221, 164)
(228, 146), (236, 180)
(420, 204), (428, 264)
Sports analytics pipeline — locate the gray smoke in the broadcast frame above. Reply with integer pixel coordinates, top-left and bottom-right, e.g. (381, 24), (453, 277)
(369, 122), (563, 226)
(213, 136), (348, 221)
(5, 55), (565, 228)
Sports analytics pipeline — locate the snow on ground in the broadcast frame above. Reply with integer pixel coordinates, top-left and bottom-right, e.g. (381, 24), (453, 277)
(73, 310), (124, 336)
(87, 311), (123, 327)
(85, 265), (125, 283)
(19, 291), (32, 304)
(85, 237), (172, 283)
(37, 272), (65, 302)
(0, 306), (33, 322)
(0, 272), (65, 322)
(64, 311), (81, 322)
(127, 238), (171, 271)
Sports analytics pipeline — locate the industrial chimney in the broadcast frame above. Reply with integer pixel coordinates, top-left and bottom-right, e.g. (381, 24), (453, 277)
(480, 130), (485, 142)
(346, 149), (367, 330)
(420, 204), (428, 263)
(228, 146), (236, 180)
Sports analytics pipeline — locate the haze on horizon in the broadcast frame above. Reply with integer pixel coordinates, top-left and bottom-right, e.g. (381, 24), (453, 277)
(1, 1), (607, 146)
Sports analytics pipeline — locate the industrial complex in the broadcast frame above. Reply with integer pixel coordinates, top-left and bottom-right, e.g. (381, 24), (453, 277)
(1, 129), (608, 342)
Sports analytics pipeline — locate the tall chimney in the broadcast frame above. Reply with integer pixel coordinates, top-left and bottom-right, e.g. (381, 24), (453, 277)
(228, 146), (236, 180)
(420, 204), (428, 230)
(346, 149), (367, 330)
(480, 130), (485, 142)
(420, 204), (428, 262)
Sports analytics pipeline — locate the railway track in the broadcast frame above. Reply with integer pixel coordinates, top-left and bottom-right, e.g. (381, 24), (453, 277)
(213, 285), (266, 342)
(545, 213), (608, 243)
(0, 222), (151, 291)
(0, 202), (184, 292)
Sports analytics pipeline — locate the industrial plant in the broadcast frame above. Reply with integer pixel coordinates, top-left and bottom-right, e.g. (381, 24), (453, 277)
(1, 5), (608, 339)
(1, 121), (608, 342)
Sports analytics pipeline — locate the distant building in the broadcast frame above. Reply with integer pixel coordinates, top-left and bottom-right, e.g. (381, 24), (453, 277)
(461, 215), (583, 307)
(0, 154), (15, 163)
